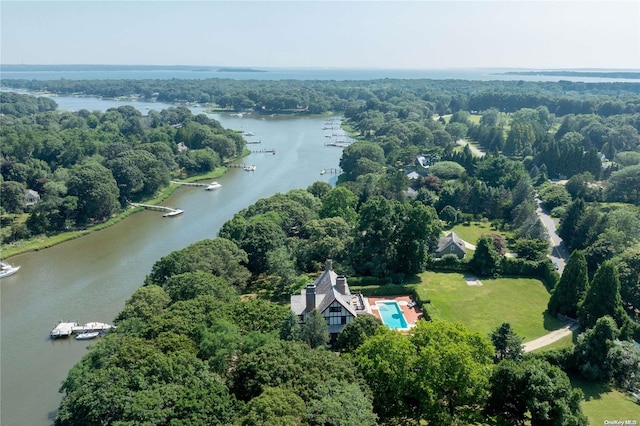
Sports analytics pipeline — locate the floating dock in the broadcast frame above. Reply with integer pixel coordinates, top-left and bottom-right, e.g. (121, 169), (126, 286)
(50, 321), (115, 339)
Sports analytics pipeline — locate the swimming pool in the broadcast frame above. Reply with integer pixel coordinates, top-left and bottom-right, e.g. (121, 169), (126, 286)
(376, 301), (408, 329)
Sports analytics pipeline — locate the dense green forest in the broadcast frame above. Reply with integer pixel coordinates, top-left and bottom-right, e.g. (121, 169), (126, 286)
(2, 76), (640, 424)
(0, 93), (245, 241)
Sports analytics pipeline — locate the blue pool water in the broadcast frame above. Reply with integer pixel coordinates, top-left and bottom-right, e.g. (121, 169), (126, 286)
(377, 301), (408, 329)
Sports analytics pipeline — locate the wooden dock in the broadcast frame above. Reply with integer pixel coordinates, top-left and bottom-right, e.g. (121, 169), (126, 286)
(129, 202), (181, 213)
(170, 180), (207, 187)
(50, 321), (115, 339)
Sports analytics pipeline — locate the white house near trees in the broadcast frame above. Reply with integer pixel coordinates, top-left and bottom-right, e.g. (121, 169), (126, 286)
(290, 259), (369, 339)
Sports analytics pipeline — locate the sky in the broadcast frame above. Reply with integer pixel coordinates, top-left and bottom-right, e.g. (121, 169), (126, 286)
(1, 1), (639, 70)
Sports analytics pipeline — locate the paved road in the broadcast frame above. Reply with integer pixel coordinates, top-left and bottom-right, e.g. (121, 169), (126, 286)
(535, 199), (569, 274)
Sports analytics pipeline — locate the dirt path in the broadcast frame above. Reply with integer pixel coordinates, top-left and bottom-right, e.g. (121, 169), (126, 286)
(523, 323), (580, 352)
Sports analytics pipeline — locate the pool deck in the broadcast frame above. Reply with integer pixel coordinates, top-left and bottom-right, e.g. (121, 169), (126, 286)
(367, 295), (423, 329)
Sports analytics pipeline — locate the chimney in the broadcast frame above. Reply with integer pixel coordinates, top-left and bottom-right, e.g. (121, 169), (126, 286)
(336, 276), (348, 295)
(305, 284), (316, 311)
(325, 259), (333, 271)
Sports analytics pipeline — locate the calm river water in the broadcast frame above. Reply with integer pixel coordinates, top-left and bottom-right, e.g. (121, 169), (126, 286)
(0, 99), (345, 425)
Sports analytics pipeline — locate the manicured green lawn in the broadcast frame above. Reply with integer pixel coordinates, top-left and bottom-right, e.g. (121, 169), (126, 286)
(444, 222), (511, 247)
(416, 271), (563, 341)
(571, 377), (640, 424)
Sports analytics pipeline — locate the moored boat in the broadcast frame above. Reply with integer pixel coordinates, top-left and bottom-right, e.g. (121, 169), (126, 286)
(163, 209), (184, 217)
(0, 260), (20, 279)
(205, 181), (222, 190)
(75, 331), (99, 340)
(243, 165), (257, 171)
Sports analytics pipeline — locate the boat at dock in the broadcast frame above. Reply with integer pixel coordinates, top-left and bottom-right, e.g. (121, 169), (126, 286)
(0, 260), (20, 279)
(163, 209), (184, 217)
(75, 331), (100, 340)
(205, 181), (222, 191)
(244, 165), (257, 171)
(50, 321), (115, 339)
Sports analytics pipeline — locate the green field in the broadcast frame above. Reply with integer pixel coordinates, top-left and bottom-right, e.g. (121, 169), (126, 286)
(416, 271), (562, 341)
(572, 377), (640, 424)
(444, 222), (512, 248)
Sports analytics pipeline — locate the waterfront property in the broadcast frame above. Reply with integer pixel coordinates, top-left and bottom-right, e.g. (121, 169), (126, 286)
(290, 260), (370, 339)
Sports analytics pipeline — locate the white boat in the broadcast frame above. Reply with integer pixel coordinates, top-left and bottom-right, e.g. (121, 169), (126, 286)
(75, 331), (100, 340)
(0, 261), (20, 279)
(163, 209), (184, 217)
(205, 181), (222, 191)
(244, 165), (257, 171)
(242, 131), (255, 136)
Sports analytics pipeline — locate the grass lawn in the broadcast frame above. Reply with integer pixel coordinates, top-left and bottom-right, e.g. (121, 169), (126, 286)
(416, 271), (563, 341)
(444, 222), (511, 247)
(571, 377), (640, 424)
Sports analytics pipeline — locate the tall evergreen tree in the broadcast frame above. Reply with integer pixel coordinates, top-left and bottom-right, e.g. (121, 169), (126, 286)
(558, 198), (586, 250)
(470, 235), (501, 276)
(279, 310), (302, 342)
(548, 250), (589, 318)
(490, 323), (524, 362)
(578, 260), (628, 330)
(301, 309), (329, 349)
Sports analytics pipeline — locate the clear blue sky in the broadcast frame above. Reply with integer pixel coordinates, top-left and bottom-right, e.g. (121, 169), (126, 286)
(2, 1), (639, 69)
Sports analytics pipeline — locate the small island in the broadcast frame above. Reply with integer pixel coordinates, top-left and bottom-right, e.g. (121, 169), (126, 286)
(216, 67), (266, 73)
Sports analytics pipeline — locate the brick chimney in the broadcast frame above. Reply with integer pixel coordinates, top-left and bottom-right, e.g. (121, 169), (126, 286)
(305, 284), (316, 312)
(325, 259), (333, 271)
(336, 276), (348, 295)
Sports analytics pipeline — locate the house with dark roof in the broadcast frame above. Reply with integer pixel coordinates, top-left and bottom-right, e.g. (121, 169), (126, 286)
(434, 232), (466, 259)
(290, 259), (369, 339)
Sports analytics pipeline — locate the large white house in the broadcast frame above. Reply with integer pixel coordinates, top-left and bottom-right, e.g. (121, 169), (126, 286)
(290, 260), (369, 339)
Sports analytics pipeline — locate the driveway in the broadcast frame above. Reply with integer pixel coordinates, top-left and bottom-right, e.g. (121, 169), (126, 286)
(523, 322), (580, 352)
(535, 199), (569, 274)
(456, 139), (486, 157)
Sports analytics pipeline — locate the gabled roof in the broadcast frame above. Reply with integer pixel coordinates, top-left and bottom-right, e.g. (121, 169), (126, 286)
(436, 232), (465, 253)
(290, 264), (358, 318)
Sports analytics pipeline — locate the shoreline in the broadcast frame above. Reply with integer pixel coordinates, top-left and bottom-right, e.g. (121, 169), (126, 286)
(0, 166), (230, 260)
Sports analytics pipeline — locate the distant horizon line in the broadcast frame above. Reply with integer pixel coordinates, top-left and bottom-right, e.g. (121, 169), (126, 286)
(2, 64), (639, 72)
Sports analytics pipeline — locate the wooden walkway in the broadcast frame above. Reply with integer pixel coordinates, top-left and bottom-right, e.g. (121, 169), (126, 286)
(170, 180), (207, 187)
(129, 202), (180, 213)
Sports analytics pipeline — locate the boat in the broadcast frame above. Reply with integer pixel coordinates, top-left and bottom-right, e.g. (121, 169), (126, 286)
(0, 260), (20, 279)
(163, 209), (184, 217)
(244, 165), (257, 171)
(75, 331), (100, 340)
(320, 169), (326, 175)
(50, 321), (115, 338)
(205, 181), (222, 191)
(242, 131), (255, 136)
